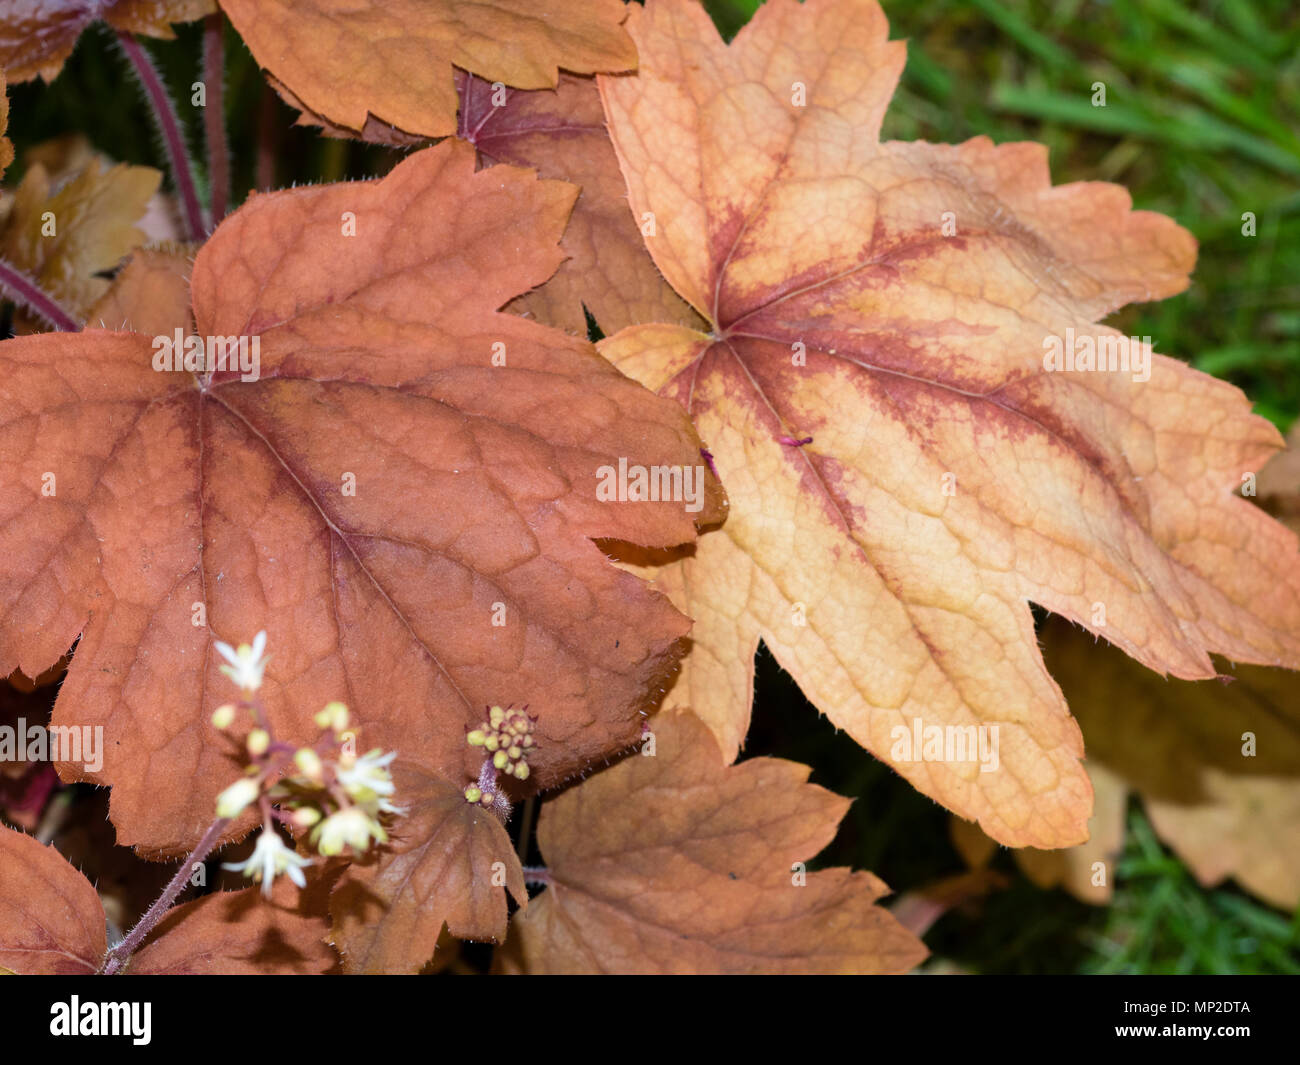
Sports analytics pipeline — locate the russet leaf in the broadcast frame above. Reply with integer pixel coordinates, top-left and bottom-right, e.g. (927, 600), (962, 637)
(220, 0), (638, 141)
(329, 763), (526, 974)
(84, 244), (195, 338)
(0, 139), (724, 856)
(0, 823), (105, 974)
(130, 878), (336, 975)
(506, 708), (927, 974)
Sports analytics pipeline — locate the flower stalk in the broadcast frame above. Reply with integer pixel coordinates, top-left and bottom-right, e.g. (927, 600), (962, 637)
(116, 31), (208, 241)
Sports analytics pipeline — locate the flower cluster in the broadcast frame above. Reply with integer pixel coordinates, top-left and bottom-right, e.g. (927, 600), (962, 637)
(210, 633), (404, 897)
(464, 704), (535, 815)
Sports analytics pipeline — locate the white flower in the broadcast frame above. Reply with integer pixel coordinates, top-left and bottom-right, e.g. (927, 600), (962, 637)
(313, 806), (387, 857)
(223, 829), (313, 898)
(214, 631), (269, 693)
(335, 748), (405, 815)
(215, 777), (261, 819)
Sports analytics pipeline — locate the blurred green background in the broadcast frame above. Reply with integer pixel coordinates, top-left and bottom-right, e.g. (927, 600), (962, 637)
(7, 0), (1300, 973)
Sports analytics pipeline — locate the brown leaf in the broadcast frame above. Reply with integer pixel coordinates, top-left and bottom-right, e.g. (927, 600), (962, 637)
(1033, 616), (1300, 909)
(84, 243), (195, 337)
(0, 0), (214, 82)
(1258, 424), (1300, 533)
(0, 823), (105, 974)
(1, 157), (161, 322)
(130, 879), (336, 975)
(949, 764), (1127, 905)
(0, 139), (724, 855)
(457, 71), (702, 336)
(1143, 775), (1300, 911)
(8, 134), (184, 245)
(597, 0), (1300, 847)
(5, 656), (68, 692)
(507, 708), (927, 973)
(330, 763), (525, 973)
(221, 0), (638, 141)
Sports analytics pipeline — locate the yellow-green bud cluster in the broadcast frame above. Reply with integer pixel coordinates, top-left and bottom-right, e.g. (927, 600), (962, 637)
(466, 704), (535, 781)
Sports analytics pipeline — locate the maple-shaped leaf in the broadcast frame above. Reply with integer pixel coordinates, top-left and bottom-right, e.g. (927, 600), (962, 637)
(504, 708), (926, 974)
(329, 763), (525, 974)
(0, 0), (214, 81)
(456, 71), (701, 337)
(0, 139), (724, 856)
(220, 0), (638, 142)
(596, 0), (1300, 848)
(0, 157), (161, 323)
(0, 822), (105, 973)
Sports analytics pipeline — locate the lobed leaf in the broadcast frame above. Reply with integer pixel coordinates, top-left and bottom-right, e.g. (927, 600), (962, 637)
(329, 763), (525, 974)
(0, 139), (724, 855)
(220, 0), (638, 140)
(598, 0), (1300, 847)
(506, 708), (927, 974)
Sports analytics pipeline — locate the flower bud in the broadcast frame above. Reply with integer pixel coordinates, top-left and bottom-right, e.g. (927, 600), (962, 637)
(216, 777), (260, 819)
(314, 701), (350, 733)
(294, 747), (324, 782)
(247, 728), (270, 756)
(292, 807), (322, 829)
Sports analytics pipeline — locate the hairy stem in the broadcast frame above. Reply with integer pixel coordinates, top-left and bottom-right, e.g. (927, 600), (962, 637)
(202, 13), (230, 228)
(101, 817), (230, 974)
(255, 83), (280, 191)
(521, 866), (552, 887)
(515, 794), (536, 861)
(116, 31), (208, 241)
(0, 257), (80, 331)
